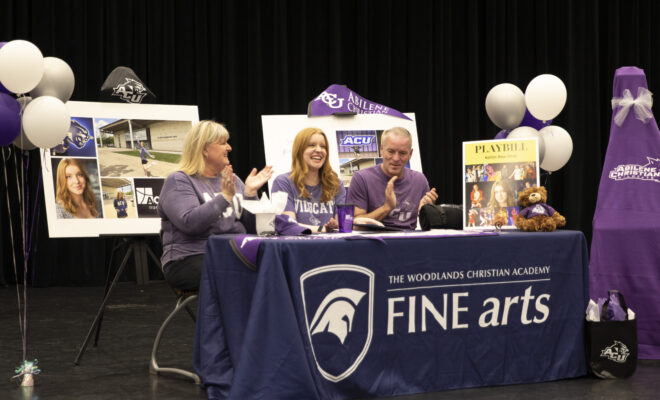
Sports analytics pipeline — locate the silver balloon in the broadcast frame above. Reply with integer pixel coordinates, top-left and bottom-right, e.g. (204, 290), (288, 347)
(13, 96), (37, 150)
(507, 126), (546, 164)
(539, 125), (573, 172)
(13, 129), (38, 150)
(22, 95), (71, 149)
(485, 83), (527, 130)
(30, 57), (75, 102)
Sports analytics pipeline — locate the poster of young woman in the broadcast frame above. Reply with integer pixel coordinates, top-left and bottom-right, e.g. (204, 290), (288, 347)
(41, 101), (199, 238)
(462, 138), (540, 230)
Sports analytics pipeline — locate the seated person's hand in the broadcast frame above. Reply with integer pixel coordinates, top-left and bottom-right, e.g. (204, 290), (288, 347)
(385, 176), (398, 210)
(244, 166), (274, 197)
(221, 165), (236, 202)
(418, 188), (438, 211)
(353, 217), (385, 227)
(324, 217), (338, 232)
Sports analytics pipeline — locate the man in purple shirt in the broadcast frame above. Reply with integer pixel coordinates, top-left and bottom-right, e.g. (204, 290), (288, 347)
(347, 127), (437, 229)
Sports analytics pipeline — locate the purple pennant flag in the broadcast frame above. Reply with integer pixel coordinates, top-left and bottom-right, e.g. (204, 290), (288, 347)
(308, 84), (411, 120)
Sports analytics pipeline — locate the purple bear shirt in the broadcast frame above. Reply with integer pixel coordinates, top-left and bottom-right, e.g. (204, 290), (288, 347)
(519, 203), (556, 219)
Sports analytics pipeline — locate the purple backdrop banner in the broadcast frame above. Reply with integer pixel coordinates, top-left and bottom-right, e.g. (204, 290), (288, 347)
(308, 84), (411, 120)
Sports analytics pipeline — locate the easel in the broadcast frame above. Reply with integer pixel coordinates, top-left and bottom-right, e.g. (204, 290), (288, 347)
(74, 236), (160, 365)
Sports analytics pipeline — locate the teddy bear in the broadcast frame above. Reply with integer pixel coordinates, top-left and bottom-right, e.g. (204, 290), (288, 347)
(515, 186), (566, 232)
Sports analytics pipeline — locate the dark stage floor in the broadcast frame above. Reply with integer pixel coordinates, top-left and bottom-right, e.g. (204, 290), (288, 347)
(1, 281), (658, 400)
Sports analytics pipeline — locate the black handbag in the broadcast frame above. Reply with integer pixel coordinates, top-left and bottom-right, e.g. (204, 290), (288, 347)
(419, 204), (463, 230)
(585, 290), (637, 378)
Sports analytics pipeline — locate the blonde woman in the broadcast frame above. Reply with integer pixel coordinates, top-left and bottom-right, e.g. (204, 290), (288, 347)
(158, 120), (272, 290)
(114, 191), (128, 218)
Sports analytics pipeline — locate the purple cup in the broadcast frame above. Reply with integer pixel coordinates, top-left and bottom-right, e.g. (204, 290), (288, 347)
(336, 204), (354, 233)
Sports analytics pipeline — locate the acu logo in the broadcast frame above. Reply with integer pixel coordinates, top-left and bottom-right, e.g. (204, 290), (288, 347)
(340, 136), (374, 146)
(136, 187), (159, 205)
(112, 78), (148, 103)
(600, 340), (631, 363)
(316, 91), (344, 109)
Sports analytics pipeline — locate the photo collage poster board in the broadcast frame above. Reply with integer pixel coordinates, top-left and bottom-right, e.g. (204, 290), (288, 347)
(261, 113), (422, 191)
(462, 138), (540, 230)
(41, 101), (199, 238)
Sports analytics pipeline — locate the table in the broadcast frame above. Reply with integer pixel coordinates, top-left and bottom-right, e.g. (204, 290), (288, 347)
(195, 230), (589, 399)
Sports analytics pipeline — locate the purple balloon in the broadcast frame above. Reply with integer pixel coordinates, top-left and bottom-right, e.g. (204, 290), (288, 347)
(519, 108), (551, 130)
(0, 92), (22, 146)
(0, 42), (10, 95)
(494, 129), (509, 139)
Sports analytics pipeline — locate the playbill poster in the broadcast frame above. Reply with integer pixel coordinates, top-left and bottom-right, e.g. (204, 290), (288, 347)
(462, 138), (540, 230)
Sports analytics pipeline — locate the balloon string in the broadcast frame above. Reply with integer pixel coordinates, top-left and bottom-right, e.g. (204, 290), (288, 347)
(26, 156), (40, 265)
(542, 171), (552, 187)
(16, 147), (28, 361)
(25, 151), (30, 261)
(30, 181), (42, 285)
(1, 148), (25, 352)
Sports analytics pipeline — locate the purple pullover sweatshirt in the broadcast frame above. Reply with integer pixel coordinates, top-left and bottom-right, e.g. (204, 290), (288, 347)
(158, 171), (255, 266)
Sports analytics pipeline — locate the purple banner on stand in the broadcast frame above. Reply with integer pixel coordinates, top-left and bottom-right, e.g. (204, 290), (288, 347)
(308, 84), (411, 120)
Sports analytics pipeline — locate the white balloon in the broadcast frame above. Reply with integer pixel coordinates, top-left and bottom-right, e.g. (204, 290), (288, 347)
(507, 126), (546, 164)
(485, 83), (526, 130)
(22, 96), (71, 149)
(525, 74), (567, 121)
(0, 40), (45, 94)
(30, 57), (75, 102)
(539, 125), (573, 172)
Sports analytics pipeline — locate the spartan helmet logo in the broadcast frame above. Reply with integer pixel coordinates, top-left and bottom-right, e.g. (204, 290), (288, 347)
(309, 288), (366, 344)
(301, 264), (374, 382)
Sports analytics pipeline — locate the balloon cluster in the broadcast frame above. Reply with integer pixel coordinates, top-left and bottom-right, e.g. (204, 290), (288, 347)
(0, 40), (74, 150)
(485, 75), (573, 172)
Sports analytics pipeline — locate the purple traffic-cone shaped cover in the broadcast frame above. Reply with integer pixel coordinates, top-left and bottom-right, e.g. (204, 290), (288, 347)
(590, 66), (660, 358)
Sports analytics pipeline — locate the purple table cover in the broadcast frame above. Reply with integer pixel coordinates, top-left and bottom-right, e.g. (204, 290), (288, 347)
(195, 231), (588, 399)
(590, 66), (660, 359)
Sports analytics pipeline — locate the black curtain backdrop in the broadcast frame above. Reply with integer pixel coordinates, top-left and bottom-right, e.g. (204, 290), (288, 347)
(1, 0), (658, 285)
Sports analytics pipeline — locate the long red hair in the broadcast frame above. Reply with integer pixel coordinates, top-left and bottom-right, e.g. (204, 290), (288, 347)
(289, 127), (340, 202)
(56, 158), (98, 217)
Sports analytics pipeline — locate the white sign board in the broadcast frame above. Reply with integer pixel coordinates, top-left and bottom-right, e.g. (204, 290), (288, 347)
(261, 113), (421, 190)
(41, 101), (199, 238)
